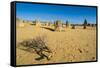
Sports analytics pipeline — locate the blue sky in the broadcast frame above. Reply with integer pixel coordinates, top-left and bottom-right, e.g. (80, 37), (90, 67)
(16, 3), (96, 24)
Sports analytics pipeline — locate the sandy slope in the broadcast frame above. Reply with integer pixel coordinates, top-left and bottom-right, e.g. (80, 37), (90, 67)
(16, 23), (96, 65)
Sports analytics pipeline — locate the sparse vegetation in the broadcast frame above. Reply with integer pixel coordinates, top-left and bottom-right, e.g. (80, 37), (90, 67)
(91, 24), (95, 27)
(87, 23), (91, 26)
(19, 35), (52, 61)
(66, 20), (69, 28)
(83, 19), (87, 29)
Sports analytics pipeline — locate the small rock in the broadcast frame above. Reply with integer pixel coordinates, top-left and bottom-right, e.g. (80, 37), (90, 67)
(91, 57), (95, 60)
(78, 48), (82, 53)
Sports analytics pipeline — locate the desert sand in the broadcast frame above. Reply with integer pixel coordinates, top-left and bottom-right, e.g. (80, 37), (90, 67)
(16, 22), (96, 65)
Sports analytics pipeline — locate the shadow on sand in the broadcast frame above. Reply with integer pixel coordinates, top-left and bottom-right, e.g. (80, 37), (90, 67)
(41, 27), (55, 31)
(17, 36), (52, 61)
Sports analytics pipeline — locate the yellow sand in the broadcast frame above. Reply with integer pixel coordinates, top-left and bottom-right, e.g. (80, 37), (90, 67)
(16, 22), (96, 65)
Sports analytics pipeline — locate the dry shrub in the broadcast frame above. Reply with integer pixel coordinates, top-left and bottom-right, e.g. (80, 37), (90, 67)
(19, 35), (52, 61)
